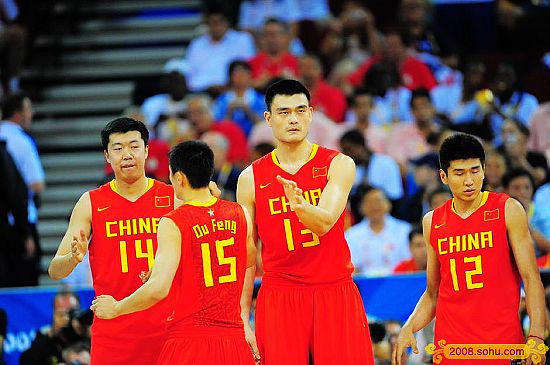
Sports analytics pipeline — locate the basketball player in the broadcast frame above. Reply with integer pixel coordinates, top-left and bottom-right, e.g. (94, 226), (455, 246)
(91, 140), (258, 365)
(48, 118), (218, 364)
(237, 79), (374, 365)
(393, 133), (546, 365)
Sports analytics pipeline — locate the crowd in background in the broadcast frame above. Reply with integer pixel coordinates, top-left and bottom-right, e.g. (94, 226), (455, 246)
(1, 0), (550, 364)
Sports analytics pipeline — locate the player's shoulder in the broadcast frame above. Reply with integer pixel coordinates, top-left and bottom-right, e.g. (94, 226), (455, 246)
(152, 179), (173, 194)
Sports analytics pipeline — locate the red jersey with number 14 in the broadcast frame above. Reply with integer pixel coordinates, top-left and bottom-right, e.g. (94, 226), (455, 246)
(430, 191), (523, 346)
(164, 197), (248, 334)
(88, 179), (173, 344)
(252, 144), (354, 285)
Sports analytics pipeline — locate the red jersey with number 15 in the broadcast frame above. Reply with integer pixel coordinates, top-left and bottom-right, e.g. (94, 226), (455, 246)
(252, 144), (354, 285)
(430, 191), (523, 346)
(88, 179), (173, 342)
(164, 197), (248, 334)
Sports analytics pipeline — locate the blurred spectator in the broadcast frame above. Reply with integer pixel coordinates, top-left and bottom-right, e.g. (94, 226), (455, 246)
(528, 102), (550, 160)
(61, 341), (90, 365)
(104, 107), (170, 183)
(484, 150), (508, 191)
(299, 53), (347, 123)
(249, 142), (274, 163)
(213, 60), (264, 136)
(0, 308), (5, 365)
(249, 18), (299, 91)
(347, 28), (437, 92)
(141, 68), (188, 137)
(526, 52), (550, 103)
(201, 131), (241, 201)
(397, 152), (442, 224)
(384, 89), (438, 166)
(0, 0), (26, 95)
(500, 119), (548, 187)
(393, 225), (427, 273)
(20, 290), (88, 365)
(187, 94), (249, 165)
(339, 129), (403, 222)
(0, 138), (30, 287)
(503, 168), (550, 257)
(184, 8), (255, 93)
(0, 92), (43, 286)
(488, 63), (539, 146)
(346, 188), (411, 276)
(343, 88), (388, 153)
(427, 186), (451, 211)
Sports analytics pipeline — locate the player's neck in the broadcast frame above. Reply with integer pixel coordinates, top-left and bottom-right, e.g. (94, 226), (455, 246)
(452, 191), (484, 218)
(181, 187), (213, 205)
(114, 175), (149, 201)
(274, 139), (313, 165)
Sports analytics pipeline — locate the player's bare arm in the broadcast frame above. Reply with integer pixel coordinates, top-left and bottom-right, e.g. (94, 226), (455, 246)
(393, 211), (440, 365)
(91, 217), (181, 319)
(48, 192), (92, 280)
(277, 153), (355, 236)
(506, 198), (546, 365)
(239, 202), (260, 363)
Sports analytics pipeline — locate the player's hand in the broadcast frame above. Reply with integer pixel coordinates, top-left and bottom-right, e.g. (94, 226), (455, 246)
(276, 175), (305, 211)
(525, 336), (547, 365)
(244, 322), (261, 363)
(90, 295), (119, 319)
(71, 230), (88, 263)
(209, 181), (222, 198)
(392, 326), (418, 365)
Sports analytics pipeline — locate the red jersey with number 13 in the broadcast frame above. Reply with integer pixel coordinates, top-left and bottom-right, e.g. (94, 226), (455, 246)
(430, 191), (523, 346)
(89, 179), (173, 341)
(252, 144), (354, 285)
(164, 197), (248, 334)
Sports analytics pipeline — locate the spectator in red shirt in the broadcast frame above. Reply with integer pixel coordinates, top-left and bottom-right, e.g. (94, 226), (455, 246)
(393, 225), (426, 273)
(248, 18), (299, 92)
(299, 54), (348, 123)
(347, 28), (436, 91)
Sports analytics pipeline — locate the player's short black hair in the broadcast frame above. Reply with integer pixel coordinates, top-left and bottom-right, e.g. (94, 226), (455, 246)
(101, 117), (149, 150)
(1, 92), (29, 119)
(265, 79), (310, 112)
(408, 224), (424, 243)
(439, 133), (485, 173)
(169, 140), (213, 189)
(502, 167), (535, 190)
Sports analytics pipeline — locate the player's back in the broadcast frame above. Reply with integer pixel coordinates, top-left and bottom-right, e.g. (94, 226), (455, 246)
(252, 144), (354, 285)
(430, 191), (523, 344)
(165, 197), (248, 335)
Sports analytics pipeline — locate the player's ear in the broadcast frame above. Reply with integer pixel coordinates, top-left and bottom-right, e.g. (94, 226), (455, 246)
(144, 144), (149, 159)
(439, 169), (448, 184)
(264, 111), (272, 127)
(104, 150), (111, 164)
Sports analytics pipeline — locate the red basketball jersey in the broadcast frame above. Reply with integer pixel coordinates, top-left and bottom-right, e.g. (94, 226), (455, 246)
(252, 144), (354, 285)
(430, 191), (523, 345)
(164, 197), (248, 333)
(89, 179), (173, 340)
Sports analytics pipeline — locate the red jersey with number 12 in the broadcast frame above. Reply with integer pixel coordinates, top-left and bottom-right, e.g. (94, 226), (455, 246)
(252, 144), (354, 285)
(89, 179), (173, 343)
(164, 197), (248, 334)
(430, 191), (523, 346)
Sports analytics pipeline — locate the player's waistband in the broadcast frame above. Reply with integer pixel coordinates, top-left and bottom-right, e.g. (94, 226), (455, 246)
(168, 325), (245, 338)
(261, 274), (353, 289)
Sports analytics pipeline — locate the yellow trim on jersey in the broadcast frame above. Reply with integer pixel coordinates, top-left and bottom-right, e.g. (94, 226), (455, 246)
(109, 178), (154, 195)
(451, 191), (489, 215)
(271, 144), (319, 170)
(185, 196), (218, 207)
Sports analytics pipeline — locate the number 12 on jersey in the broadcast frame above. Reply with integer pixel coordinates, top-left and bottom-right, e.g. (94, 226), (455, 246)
(449, 255), (484, 291)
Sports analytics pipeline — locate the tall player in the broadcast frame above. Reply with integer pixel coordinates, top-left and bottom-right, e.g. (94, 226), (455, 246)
(237, 79), (374, 365)
(91, 140), (258, 365)
(49, 118), (176, 364)
(393, 133), (546, 365)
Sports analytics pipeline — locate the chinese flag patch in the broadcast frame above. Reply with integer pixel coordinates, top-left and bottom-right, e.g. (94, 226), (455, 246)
(484, 209), (499, 221)
(155, 195), (171, 208)
(312, 166), (328, 178)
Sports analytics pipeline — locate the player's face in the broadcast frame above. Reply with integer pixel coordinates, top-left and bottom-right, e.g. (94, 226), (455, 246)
(105, 131), (148, 183)
(265, 94), (312, 145)
(440, 158), (484, 202)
